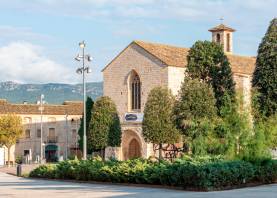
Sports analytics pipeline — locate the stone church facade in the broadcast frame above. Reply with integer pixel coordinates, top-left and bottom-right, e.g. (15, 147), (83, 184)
(102, 24), (256, 160)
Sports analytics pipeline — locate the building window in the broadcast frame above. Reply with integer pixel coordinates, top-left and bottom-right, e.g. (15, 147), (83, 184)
(37, 129), (41, 138)
(48, 128), (57, 143)
(24, 150), (30, 156)
(72, 129), (77, 140)
(227, 33), (230, 52)
(131, 73), (141, 110)
(24, 117), (32, 124)
(216, 33), (221, 43)
(49, 128), (55, 137)
(25, 129), (31, 138)
(48, 117), (56, 123)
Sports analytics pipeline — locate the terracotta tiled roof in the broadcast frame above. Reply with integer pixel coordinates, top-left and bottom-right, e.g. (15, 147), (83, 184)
(0, 99), (83, 115)
(208, 24), (236, 32)
(133, 40), (256, 75)
(226, 54), (256, 75)
(134, 40), (189, 67)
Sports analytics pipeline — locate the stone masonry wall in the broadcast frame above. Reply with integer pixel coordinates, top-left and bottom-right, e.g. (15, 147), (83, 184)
(103, 43), (168, 122)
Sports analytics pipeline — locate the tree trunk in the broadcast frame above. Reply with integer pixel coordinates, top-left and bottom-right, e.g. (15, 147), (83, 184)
(159, 143), (163, 161)
(7, 146), (11, 167)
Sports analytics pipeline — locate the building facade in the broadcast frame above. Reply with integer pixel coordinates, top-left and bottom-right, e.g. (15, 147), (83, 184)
(102, 24), (256, 160)
(0, 99), (82, 165)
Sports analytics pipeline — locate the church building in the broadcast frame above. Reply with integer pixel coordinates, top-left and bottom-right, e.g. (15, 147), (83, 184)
(102, 24), (256, 160)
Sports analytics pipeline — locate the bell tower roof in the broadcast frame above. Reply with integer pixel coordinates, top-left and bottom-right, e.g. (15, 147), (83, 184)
(209, 24), (236, 32)
(209, 22), (235, 54)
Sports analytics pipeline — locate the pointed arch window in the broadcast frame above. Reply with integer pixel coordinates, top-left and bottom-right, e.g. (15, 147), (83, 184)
(131, 73), (141, 110)
(216, 33), (221, 43)
(227, 33), (230, 52)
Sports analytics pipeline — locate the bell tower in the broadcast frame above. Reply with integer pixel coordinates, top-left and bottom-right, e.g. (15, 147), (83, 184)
(209, 22), (236, 54)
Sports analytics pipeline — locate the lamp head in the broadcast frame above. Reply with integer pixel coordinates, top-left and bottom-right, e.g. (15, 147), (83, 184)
(84, 67), (91, 73)
(76, 68), (83, 74)
(75, 55), (81, 61)
(79, 41), (85, 49)
(86, 55), (92, 62)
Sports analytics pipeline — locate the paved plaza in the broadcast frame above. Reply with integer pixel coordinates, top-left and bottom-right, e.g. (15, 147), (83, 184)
(0, 172), (277, 198)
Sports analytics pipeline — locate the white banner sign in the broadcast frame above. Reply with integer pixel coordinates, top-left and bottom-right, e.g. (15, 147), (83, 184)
(124, 113), (144, 122)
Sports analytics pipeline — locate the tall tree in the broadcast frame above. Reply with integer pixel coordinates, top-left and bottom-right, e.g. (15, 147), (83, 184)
(174, 78), (217, 154)
(88, 96), (121, 158)
(216, 94), (252, 159)
(78, 97), (94, 154)
(187, 40), (236, 112)
(142, 87), (180, 159)
(252, 18), (277, 117)
(0, 114), (23, 166)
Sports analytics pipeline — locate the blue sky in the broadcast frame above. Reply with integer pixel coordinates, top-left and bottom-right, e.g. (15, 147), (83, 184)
(0, 0), (275, 83)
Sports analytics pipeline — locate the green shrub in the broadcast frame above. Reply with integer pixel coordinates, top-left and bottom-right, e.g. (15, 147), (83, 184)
(15, 156), (23, 164)
(55, 160), (80, 179)
(29, 158), (277, 191)
(29, 164), (56, 179)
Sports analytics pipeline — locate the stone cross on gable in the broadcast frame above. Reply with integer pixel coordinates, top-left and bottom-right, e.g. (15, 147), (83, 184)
(220, 17), (224, 24)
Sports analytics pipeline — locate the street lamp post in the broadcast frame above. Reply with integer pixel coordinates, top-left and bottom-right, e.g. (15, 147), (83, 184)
(65, 114), (69, 160)
(38, 94), (45, 163)
(75, 41), (92, 160)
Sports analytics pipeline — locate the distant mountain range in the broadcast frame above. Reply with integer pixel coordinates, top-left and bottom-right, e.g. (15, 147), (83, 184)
(0, 81), (103, 104)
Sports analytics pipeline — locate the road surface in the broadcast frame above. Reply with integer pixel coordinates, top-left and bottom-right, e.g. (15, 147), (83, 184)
(0, 172), (277, 198)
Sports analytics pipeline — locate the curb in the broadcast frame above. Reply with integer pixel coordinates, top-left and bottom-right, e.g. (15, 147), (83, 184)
(26, 176), (277, 192)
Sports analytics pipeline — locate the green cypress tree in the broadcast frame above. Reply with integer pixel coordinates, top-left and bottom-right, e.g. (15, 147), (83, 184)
(78, 97), (94, 154)
(88, 96), (121, 158)
(187, 40), (236, 112)
(252, 18), (277, 117)
(142, 87), (180, 160)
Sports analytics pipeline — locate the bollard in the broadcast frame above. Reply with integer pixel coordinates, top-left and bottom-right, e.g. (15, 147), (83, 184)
(16, 164), (22, 177)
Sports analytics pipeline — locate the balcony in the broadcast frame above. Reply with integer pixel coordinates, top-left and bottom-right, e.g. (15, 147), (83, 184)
(47, 136), (58, 143)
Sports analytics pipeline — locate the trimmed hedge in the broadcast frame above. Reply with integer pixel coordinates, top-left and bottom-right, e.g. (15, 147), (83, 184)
(29, 157), (277, 191)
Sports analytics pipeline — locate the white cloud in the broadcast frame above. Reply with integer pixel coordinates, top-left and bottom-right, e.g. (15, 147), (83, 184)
(0, 26), (51, 43)
(1, 0), (275, 21)
(0, 42), (76, 83)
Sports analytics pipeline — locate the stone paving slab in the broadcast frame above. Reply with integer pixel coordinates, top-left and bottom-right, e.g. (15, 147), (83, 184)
(1, 172), (277, 198)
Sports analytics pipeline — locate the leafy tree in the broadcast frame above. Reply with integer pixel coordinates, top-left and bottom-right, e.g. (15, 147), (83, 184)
(254, 114), (277, 149)
(217, 94), (252, 159)
(265, 114), (277, 148)
(88, 96), (121, 158)
(174, 78), (217, 154)
(142, 87), (180, 159)
(78, 97), (94, 154)
(174, 78), (217, 128)
(0, 114), (23, 166)
(246, 122), (271, 160)
(187, 40), (236, 112)
(188, 118), (215, 155)
(252, 18), (277, 117)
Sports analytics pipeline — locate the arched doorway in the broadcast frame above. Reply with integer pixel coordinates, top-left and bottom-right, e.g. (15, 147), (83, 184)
(128, 139), (141, 159)
(122, 130), (142, 160)
(45, 145), (58, 162)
